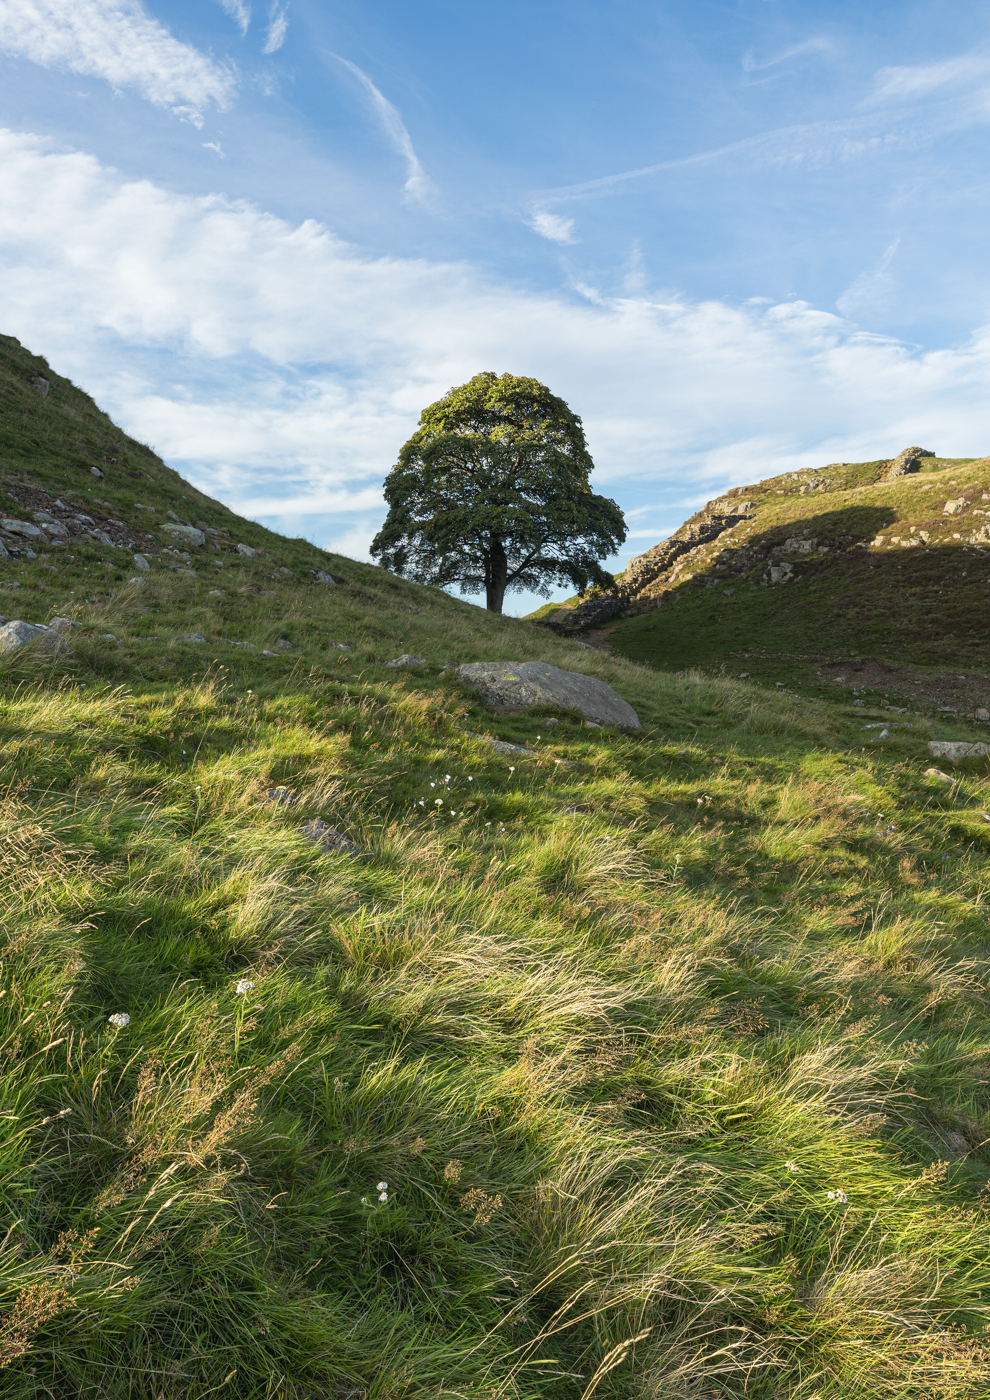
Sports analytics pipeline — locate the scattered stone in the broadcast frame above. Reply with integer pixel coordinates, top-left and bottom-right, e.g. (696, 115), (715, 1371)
(943, 498), (967, 516)
(0, 581), (20, 590)
(263, 787), (297, 807)
(275, 638), (293, 651)
(877, 728), (890, 740)
(0, 620), (73, 657)
(976, 708), (990, 721)
(884, 446), (934, 478)
(457, 661), (640, 728)
(710, 499), (756, 515)
(766, 562), (795, 585)
(544, 717), (559, 727)
(980, 812), (990, 824)
(383, 654), (427, 667)
(300, 818), (359, 855)
(29, 376), (49, 397)
(90, 466), (104, 479)
(1, 518), (44, 539)
(314, 571), (335, 584)
(236, 543), (257, 557)
(924, 767), (954, 783)
(329, 641), (352, 651)
(463, 730), (538, 757)
(0, 541), (9, 559)
(208, 589), (223, 596)
(783, 537), (817, 553)
(928, 740), (990, 763)
(182, 633), (207, 643)
(163, 524), (206, 547)
(132, 553), (150, 571)
(584, 721), (602, 729)
(128, 577), (146, 586)
(41, 521), (68, 538)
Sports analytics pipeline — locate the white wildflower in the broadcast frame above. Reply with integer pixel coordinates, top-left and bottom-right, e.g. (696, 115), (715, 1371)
(435, 798), (443, 806)
(377, 1181), (388, 1191)
(235, 979), (255, 995)
(826, 1188), (848, 1204)
(107, 1012), (130, 1029)
(361, 1196), (368, 1204)
(785, 1161), (798, 1172)
(378, 1191), (388, 1202)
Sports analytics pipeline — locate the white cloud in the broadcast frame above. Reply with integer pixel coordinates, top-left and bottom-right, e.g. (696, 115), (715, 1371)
(202, 140), (225, 157)
(335, 55), (435, 204)
(867, 53), (990, 104)
(216, 0), (250, 38)
(742, 37), (831, 73)
(529, 209), (575, 243)
(0, 0), (236, 124)
(837, 237), (900, 318)
(262, 0), (287, 54)
(2, 129), (990, 555)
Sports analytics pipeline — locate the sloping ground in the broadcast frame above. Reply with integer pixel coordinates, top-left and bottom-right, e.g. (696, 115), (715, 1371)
(4, 342), (990, 1397)
(534, 453), (990, 706)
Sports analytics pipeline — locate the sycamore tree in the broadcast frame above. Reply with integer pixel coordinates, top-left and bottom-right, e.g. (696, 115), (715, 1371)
(370, 372), (626, 613)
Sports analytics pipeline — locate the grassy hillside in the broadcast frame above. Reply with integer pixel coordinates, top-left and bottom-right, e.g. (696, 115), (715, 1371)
(3, 338), (990, 1397)
(585, 456), (990, 704)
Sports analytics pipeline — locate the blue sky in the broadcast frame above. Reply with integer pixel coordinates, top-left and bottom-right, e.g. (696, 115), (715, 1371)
(2, 1), (990, 611)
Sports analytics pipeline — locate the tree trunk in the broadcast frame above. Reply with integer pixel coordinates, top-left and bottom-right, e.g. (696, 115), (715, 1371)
(486, 536), (507, 613)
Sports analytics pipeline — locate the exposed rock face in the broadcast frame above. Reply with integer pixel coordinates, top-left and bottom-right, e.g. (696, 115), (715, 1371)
(29, 376), (49, 397)
(457, 661), (640, 728)
(943, 498), (967, 516)
(0, 620), (73, 656)
(884, 446), (935, 479)
(163, 524), (206, 547)
(547, 507), (755, 633)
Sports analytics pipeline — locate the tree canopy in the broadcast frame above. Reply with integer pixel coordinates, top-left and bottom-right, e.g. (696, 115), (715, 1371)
(370, 371), (626, 613)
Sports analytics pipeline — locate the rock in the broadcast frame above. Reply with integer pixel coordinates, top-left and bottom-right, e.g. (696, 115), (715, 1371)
(300, 818), (359, 855)
(263, 787), (297, 808)
(90, 466), (104, 479)
(314, 571), (335, 584)
(0, 620), (72, 657)
(182, 633), (207, 643)
(924, 767), (954, 783)
(48, 617), (79, 634)
(41, 521), (68, 538)
(969, 525), (990, 544)
(29, 376), (49, 397)
(457, 661), (640, 728)
(236, 543), (257, 557)
(975, 708), (990, 721)
(1, 518), (44, 539)
(710, 499), (756, 515)
(584, 721), (602, 729)
(928, 740), (990, 763)
(943, 498), (967, 516)
(463, 730), (538, 757)
(783, 537), (817, 553)
(383, 654), (427, 667)
(128, 577), (146, 586)
(90, 530), (117, 547)
(0, 541), (8, 559)
(163, 524), (206, 547)
(275, 638), (293, 650)
(766, 562), (794, 584)
(132, 554), (150, 571)
(884, 446), (934, 478)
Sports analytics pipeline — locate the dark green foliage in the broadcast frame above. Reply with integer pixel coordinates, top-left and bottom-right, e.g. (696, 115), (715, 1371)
(371, 371), (626, 612)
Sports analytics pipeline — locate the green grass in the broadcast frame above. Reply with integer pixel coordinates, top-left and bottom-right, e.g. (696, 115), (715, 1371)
(3, 336), (990, 1396)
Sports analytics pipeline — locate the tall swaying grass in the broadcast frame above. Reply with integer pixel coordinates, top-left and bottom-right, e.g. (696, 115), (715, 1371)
(2, 574), (990, 1400)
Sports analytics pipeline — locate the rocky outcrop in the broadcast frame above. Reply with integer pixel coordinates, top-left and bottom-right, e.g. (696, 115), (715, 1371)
(883, 446), (935, 479)
(457, 661), (640, 728)
(544, 507), (754, 633)
(928, 740), (990, 763)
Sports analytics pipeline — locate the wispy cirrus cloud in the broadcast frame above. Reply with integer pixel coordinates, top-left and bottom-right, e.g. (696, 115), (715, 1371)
(334, 55), (436, 204)
(0, 0), (236, 125)
(262, 0), (287, 55)
(742, 36), (832, 73)
(837, 237), (900, 318)
(216, 0), (250, 38)
(866, 52), (990, 104)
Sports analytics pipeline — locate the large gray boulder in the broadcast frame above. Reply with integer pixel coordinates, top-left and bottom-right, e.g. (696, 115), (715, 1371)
(928, 740), (990, 763)
(0, 620), (73, 657)
(457, 661), (640, 728)
(163, 524), (206, 547)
